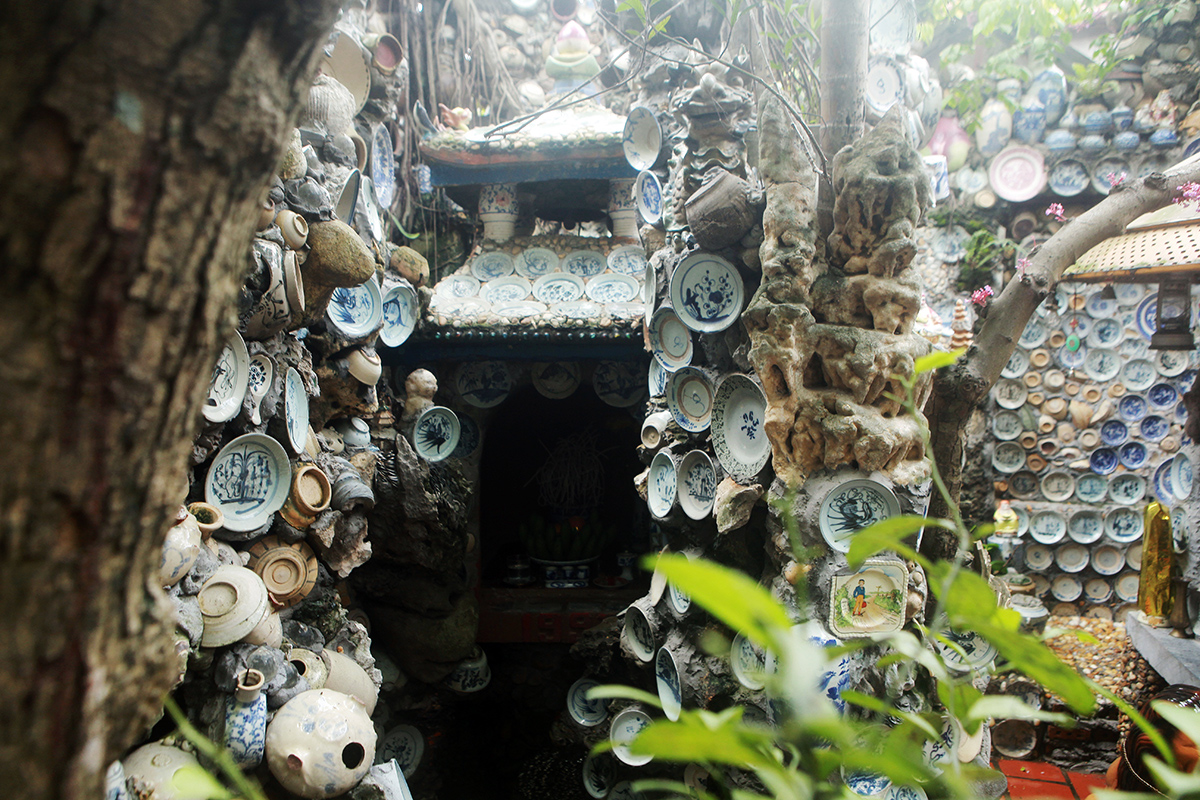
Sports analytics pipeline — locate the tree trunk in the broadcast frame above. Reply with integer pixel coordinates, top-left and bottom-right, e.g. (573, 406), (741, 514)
(817, 0), (869, 239)
(0, 1), (339, 796)
(924, 156), (1200, 557)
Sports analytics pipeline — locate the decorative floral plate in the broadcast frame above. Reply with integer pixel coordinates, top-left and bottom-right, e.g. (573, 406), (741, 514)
(1001, 349), (1029, 379)
(655, 647), (683, 721)
(586, 273), (639, 304)
(988, 145), (1046, 202)
(204, 332), (250, 423)
(1118, 394), (1148, 423)
(1048, 158), (1088, 197)
(567, 678), (608, 727)
(1148, 382), (1179, 409)
(327, 278), (383, 339)
(610, 708), (653, 766)
(647, 451), (676, 518)
(1171, 452), (1193, 500)
(1136, 294), (1158, 341)
(1028, 510), (1067, 545)
(1092, 545), (1124, 576)
(818, 478), (901, 553)
(532, 362), (580, 399)
(456, 361), (512, 408)
(283, 367), (309, 454)
(635, 170), (663, 224)
(678, 450), (717, 520)
(711, 374), (770, 481)
(1105, 507), (1143, 543)
(470, 251), (515, 281)
(1068, 510), (1104, 544)
(480, 275), (532, 305)
(1089, 447), (1119, 475)
(514, 247), (559, 279)
(1122, 358), (1156, 392)
(647, 358), (669, 398)
(205, 433), (292, 532)
(992, 442), (1025, 474)
(1156, 348), (1190, 377)
(1118, 441), (1148, 470)
(1087, 317), (1123, 348)
(1083, 347), (1120, 382)
(608, 245), (648, 277)
(593, 361), (646, 408)
(649, 307), (693, 371)
(380, 284), (419, 348)
(370, 123), (395, 208)
(669, 252), (744, 333)
(667, 367), (714, 432)
(533, 271), (585, 304)
(992, 410), (1023, 441)
(1100, 419), (1128, 447)
(562, 250), (607, 278)
(623, 106), (661, 171)
(435, 273), (480, 298)
(1141, 415), (1169, 442)
(412, 406), (460, 462)
(1018, 318), (1048, 348)
(493, 300), (546, 319)
(376, 725), (424, 775)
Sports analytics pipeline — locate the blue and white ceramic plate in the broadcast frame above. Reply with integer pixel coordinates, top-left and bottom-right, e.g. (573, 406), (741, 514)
(284, 367), (309, 454)
(1051, 574), (1083, 602)
(1085, 291), (1118, 319)
(1087, 317), (1123, 348)
(370, 123), (395, 209)
(480, 275), (532, 305)
(451, 413), (480, 459)
(1141, 415), (1169, 442)
(1009, 471), (1038, 499)
(1119, 441), (1148, 469)
(610, 708), (653, 766)
(1093, 157), (1131, 194)
(1118, 394), (1148, 423)
(1059, 343), (1086, 369)
(412, 406), (460, 462)
(1066, 315), (1092, 339)
(635, 170), (663, 225)
(1068, 510), (1104, 544)
(992, 410), (1023, 441)
(818, 478), (901, 553)
(1106, 507), (1143, 543)
(608, 245), (648, 277)
(648, 451), (677, 518)
(669, 252), (744, 333)
(711, 374), (770, 481)
(1137, 293), (1158, 341)
(648, 358), (669, 398)
(1075, 473), (1108, 504)
(456, 361), (511, 408)
(204, 332), (250, 424)
(327, 277), (383, 338)
(938, 627), (998, 673)
(667, 367), (714, 432)
(1049, 158), (1089, 197)
(649, 307), (693, 371)
(380, 284), (419, 347)
(865, 56), (904, 117)
(1040, 471), (1075, 502)
(532, 362), (580, 400)
(668, 575), (691, 616)
(1115, 284), (1145, 306)
(562, 250), (606, 278)
(470, 251), (515, 281)
(1092, 545), (1124, 576)
(992, 442), (1024, 474)
(376, 725), (423, 776)
(678, 450), (717, 520)
(1024, 542), (1053, 572)
(1159, 352), (1194, 379)
(930, 225), (970, 263)
(1083, 348), (1120, 382)
(553, 300), (602, 320)
(993, 379), (1028, 409)
(1029, 510), (1067, 545)
(607, 302), (644, 321)
(493, 300), (547, 319)
(1122, 359), (1156, 392)
(1018, 318), (1048, 348)
(586, 274), (639, 304)
(1001, 349), (1029, 379)
(593, 361), (646, 408)
(846, 771), (892, 798)
(1056, 543), (1089, 573)
(1120, 335), (1149, 360)
(731, 632), (770, 690)
(532, 272), (585, 305)
(1110, 474), (1147, 506)
(1085, 577), (1113, 604)
(1089, 447), (1119, 475)
(435, 273), (480, 298)
(1114, 572), (1140, 602)
(1100, 419), (1128, 447)
(567, 678), (608, 727)
(1171, 452), (1193, 500)
(655, 647), (683, 721)
(623, 106), (661, 171)
(1173, 507), (1189, 553)
(1155, 459), (1177, 504)
(582, 754), (613, 799)
(205, 433), (292, 532)
(1149, 382), (1180, 408)
(514, 247), (559, 279)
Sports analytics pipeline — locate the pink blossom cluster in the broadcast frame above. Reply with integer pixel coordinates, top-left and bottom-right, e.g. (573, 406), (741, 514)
(1174, 181), (1200, 207)
(1045, 203), (1065, 222)
(1016, 257), (1031, 277)
(971, 285), (994, 306)
(1106, 172), (1126, 188)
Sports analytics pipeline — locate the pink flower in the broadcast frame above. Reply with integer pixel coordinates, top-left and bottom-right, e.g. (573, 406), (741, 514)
(1045, 203), (1066, 222)
(1016, 257), (1031, 277)
(1106, 172), (1126, 188)
(1174, 181), (1200, 207)
(971, 285), (994, 306)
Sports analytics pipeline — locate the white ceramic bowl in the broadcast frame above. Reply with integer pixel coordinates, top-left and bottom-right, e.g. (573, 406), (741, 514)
(197, 565), (271, 647)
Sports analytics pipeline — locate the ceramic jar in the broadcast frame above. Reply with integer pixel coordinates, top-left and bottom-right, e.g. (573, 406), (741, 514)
(225, 668), (268, 768)
(122, 743), (204, 800)
(160, 506), (202, 588)
(279, 466), (333, 530)
(1114, 130), (1140, 151)
(1078, 134), (1107, 153)
(1150, 128), (1179, 150)
(257, 200), (277, 231)
(1012, 107), (1046, 144)
(975, 98), (1012, 157)
(1044, 128), (1075, 153)
(478, 183), (518, 242)
(187, 501), (223, 550)
(608, 178), (639, 240)
(1111, 104), (1134, 131)
(683, 171), (753, 249)
(445, 645), (491, 693)
(322, 649), (379, 713)
(1025, 67), (1067, 124)
(276, 210), (309, 250)
(265, 689), (377, 799)
(288, 647), (330, 689)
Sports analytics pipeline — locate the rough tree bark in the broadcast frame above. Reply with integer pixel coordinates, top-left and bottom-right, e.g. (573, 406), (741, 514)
(924, 154), (1200, 558)
(0, 1), (339, 796)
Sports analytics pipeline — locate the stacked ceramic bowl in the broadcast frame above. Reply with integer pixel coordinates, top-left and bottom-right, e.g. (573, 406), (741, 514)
(991, 281), (1198, 618)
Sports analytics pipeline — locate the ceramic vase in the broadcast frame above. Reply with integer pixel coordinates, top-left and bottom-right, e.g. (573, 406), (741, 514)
(478, 183), (518, 242)
(1012, 107), (1046, 144)
(1044, 128), (1075, 153)
(975, 99), (1012, 157)
(608, 179), (639, 240)
(187, 501), (224, 554)
(683, 171), (753, 248)
(160, 507), (202, 588)
(265, 689), (377, 799)
(225, 668), (268, 768)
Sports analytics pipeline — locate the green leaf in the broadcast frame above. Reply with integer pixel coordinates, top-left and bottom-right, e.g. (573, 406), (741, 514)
(587, 684), (663, 710)
(1150, 700), (1200, 763)
(171, 766), (233, 799)
(630, 715), (777, 767)
(846, 515), (951, 568)
(1144, 754), (1200, 797)
(966, 696), (1075, 728)
(645, 554), (793, 650)
(841, 691), (939, 739)
(913, 349), (964, 375)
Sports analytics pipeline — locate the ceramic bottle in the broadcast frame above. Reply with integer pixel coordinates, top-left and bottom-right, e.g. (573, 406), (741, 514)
(224, 668), (268, 768)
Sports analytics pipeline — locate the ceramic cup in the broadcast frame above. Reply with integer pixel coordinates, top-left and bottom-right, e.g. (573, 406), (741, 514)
(640, 410), (672, 449)
(478, 183), (518, 242)
(276, 210), (309, 250)
(280, 465), (332, 529)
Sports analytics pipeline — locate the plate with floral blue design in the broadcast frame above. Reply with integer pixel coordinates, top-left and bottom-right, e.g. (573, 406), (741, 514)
(667, 367), (714, 432)
(567, 678), (608, 727)
(1075, 473), (1108, 503)
(1100, 420), (1128, 447)
(1087, 317), (1123, 348)
(1002, 349), (1029, 379)
(1157, 350), (1191, 378)
(1149, 382), (1179, 409)
(562, 250), (607, 278)
(1068, 510), (1104, 544)
(1118, 441), (1148, 469)
(514, 247), (559, 279)
(470, 251), (515, 281)
(712, 374), (770, 481)
(647, 450), (677, 518)
(635, 170), (663, 224)
(205, 433), (292, 532)
(412, 406), (460, 462)
(1122, 359), (1156, 392)
(380, 283), (420, 347)
(649, 307), (693, 371)
(586, 274), (639, 304)
(1155, 458), (1176, 504)
(678, 450), (718, 520)
(327, 277), (383, 339)
(1083, 348), (1120, 382)
(1141, 415), (1169, 442)
(1106, 507), (1143, 542)
(1089, 447), (1119, 475)
(1109, 473), (1147, 505)
(1118, 394), (1148, 422)
(607, 245), (648, 277)
(669, 252), (745, 333)
(1137, 293), (1158, 340)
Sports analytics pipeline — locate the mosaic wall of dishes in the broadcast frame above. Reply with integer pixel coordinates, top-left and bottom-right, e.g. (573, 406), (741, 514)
(992, 282), (1199, 618)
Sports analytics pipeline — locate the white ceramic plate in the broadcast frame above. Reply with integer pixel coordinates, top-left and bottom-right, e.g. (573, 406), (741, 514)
(1087, 317), (1123, 348)
(376, 724), (424, 775)
(1028, 510), (1067, 545)
(818, 478), (901, 553)
(205, 433), (292, 532)
(647, 358), (669, 398)
(567, 678), (608, 727)
(608, 245), (648, 277)
(581, 754), (613, 799)
(371, 123), (396, 208)
(1001, 349), (1029, 379)
(711, 374), (771, 481)
(623, 604), (655, 663)
(480, 275), (532, 305)
(667, 367), (714, 432)
(456, 361), (511, 408)
(1040, 471), (1075, 502)
(993, 379), (1028, 409)
(1083, 348), (1120, 382)
(1173, 506), (1189, 553)
(514, 247), (559, 279)
(1075, 473), (1108, 504)
(622, 107), (661, 171)
(992, 410), (1023, 441)
(493, 300), (547, 319)
(562, 250), (607, 278)
(1126, 543), (1143, 571)
(1172, 452), (1193, 500)
(533, 271), (585, 304)
(586, 273), (639, 304)
(1055, 543), (1089, 573)
(649, 307), (693, 371)
(647, 451), (676, 518)
(1084, 577), (1113, 604)
(1018, 318), (1048, 348)
(1023, 542), (1053, 572)
(1067, 509), (1103, 544)
(551, 300), (602, 320)
(669, 252), (744, 333)
(678, 450), (717, 520)
(1114, 572), (1140, 602)
(1051, 574), (1083, 602)
(988, 145), (1046, 202)
(327, 277), (383, 339)
(283, 367), (309, 455)
(380, 284), (420, 347)
(1156, 349), (1190, 377)
(992, 442), (1025, 474)
(1108, 474), (1147, 505)
(1106, 507), (1143, 543)
(635, 170), (663, 225)
(470, 251), (515, 281)
(655, 647), (683, 721)
(412, 406), (460, 462)
(610, 708), (653, 766)
(730, 632), (769, 690)
(532, 362), (580, 399)
(938, 628), (997, 673)
(1137, 293), (1158, 341)
(204, 332), (250, 423)
(1122, 358), (1156, 392)
(1148, 382), (1180, 409)
(1091, 544), (1125, 576)
(593, 361), (646, 408)
(435, 273), (480, 298)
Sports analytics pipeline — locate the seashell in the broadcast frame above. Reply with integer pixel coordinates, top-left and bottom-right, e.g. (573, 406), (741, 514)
(1068, 399), (1093, 428)
(302, 74), (356, 137)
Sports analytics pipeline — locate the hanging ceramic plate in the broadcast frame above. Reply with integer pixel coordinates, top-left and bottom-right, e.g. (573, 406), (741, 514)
(988, 146), (1047, 202)
(1075, 473), (1108, 503)
(1085, 291), (1118, 319)
(655, 647), (684, 722)
(635, 170), (663, 225)
(1118, 394), (1148, 423)
(608, 245), (648, 277)
(938, 628), (998, 674)
(593, 361), (646, 408)
(1028, 510), (1067, 545)
(370, 123), (395, 209)
(1009, 471), (1038, 499)
(1106, 507), (1143, 542)
(647, 451), (677, 518)
(380, 284), (420, 348)
(669, 252), (744, 333)
(993, 379), (1028, 409)
(1083, 348), (1120, 382)
(1137, 293), (1158, 341)
(992, 442), (1025, 474)
(678, 450), (717, 520)
(1093, 157), (1131, 194)
(1048, 158), (1089, 197)
(1068, 509), (1104, 544)
(567, 678), (609, 727)
(283, 367), (309, 455)
(864, 57), (904, 117)
(1055, 543), (1090, 573)
(205, 433), (292, 532)
(532, 362), (580, 399)
(1148, 382), (1179, 409)
(586, 274), (639, 304)
(1173, 506), (1189, 553)
(667, 367), (714, 432)
(480, 275), (532, 305)
(514, 247), (559, 279)
(1001, 349), (1030, 379)
(1059, 343), (1086, 370)
(1024, 542), (1053, 572)
(1115, 284), (1145, 306)
(610, 707), (653, 766)
(562, 250), (607, 278)
(323, 32), (370, 114)
(1018, 318), (1048, 348)
(711, 374), (770, 481)
(1092, 545), (1125, 576)
(1084, 578), (1113, 604)
(1087, 317), (1123, 349)
(649, 307), (693, 371)
(647, 358), (669, 398)
(1156, 349), (1190, 377)
(376, 724), (424, 775)
(1040, 471), (1075, 502)
(1171, 452), (1193, 500)
(1100, 419), (1128, 447)
(451, 413), (480, 459)
(1066, 314), (1093, 339)
(533, 272), (585, 304)
(493, 300), (547, 319)
(470, 251), (515, 281)
(992, 410), (1023, 441)
(1122, 359), (1156, 392)
(327, 277), (383, 339)
(1141, 415), (1169, 442)
(1127, 543), (1143, 571)
(730, 632), (770, 690)
(204, 332), (250, 423)
(623, 106), (661, 171)
(436, 273), (480, 298)
(668, 578), (691, 616)
(818, 478), (901, 553)
(1121, 335), (1149, 359)
(1155, 458), (1177, 504)
(412, 406), (460, 462)
(1118, 441), (1148, 470)
(456, 361), (511, 408)
(582, 754), (613, 799)
(1051, 574), (1083, 602)
(1114, 573), (1140, 602)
